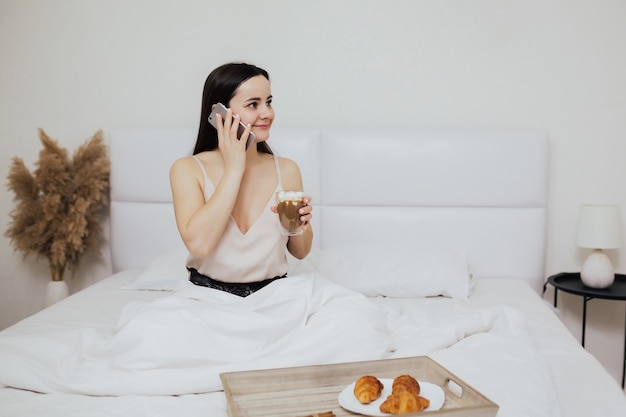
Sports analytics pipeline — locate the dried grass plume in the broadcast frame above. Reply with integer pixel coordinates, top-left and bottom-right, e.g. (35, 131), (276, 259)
(5, 129), (110, 281)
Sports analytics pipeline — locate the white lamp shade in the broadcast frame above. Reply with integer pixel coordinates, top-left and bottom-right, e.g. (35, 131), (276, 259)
(577, 204), (623, 249)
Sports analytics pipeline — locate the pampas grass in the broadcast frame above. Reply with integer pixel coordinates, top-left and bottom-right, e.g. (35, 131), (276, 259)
(5, 129), (110, 282)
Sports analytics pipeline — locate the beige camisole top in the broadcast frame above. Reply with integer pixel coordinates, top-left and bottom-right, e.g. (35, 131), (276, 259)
(185, 155), (289, 283)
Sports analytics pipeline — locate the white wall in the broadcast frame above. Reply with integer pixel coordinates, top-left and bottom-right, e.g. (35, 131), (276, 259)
(1, 0), (625, 390)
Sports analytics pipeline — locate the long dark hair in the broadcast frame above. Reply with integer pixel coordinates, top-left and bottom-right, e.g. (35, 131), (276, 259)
(193, 62), (273, 155)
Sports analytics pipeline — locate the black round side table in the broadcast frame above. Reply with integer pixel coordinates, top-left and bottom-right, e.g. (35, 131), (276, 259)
(544, 272), (626, 388)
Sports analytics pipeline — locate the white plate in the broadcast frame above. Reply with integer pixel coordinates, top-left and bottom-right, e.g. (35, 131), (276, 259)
(338, 378), (445, 416)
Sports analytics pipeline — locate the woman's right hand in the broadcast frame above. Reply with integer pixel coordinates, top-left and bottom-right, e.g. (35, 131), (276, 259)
(215, 109), (252, 173)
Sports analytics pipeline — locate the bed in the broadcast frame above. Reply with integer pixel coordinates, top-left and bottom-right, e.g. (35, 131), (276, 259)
(1, 128), (625, 417)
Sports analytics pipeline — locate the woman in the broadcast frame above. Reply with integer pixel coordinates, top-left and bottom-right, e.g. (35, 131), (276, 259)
(170, 62), (313, 297)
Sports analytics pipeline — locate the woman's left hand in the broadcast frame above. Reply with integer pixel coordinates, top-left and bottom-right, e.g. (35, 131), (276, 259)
(271, 196), (313, 232)
(298, 196), (313, 231)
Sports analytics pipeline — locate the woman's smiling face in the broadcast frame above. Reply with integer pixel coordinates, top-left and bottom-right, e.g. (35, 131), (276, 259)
(228, 75), (274, 143)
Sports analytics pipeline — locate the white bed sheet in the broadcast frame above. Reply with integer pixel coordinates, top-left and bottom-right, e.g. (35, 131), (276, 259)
(1, 273), (625, 417)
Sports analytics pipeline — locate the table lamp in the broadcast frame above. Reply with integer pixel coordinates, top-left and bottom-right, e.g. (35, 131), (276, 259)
(576, 204), (623, 288)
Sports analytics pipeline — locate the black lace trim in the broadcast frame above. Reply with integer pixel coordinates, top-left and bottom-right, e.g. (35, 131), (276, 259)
(187, 268), (287, 297)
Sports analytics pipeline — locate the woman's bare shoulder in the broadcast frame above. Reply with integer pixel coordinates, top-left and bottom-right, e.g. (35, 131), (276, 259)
(277, 156), (300, 173)
(170, 155), (197, 175)
(277, 156), (303, 189)
(171, 151), (219, 171)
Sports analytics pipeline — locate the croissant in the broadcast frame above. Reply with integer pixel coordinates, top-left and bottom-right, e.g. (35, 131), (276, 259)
(380, 391), (430, 414)
(353, 375), (384, 404)
(391, 374), (420, 396)
(379, 375), (430, 414)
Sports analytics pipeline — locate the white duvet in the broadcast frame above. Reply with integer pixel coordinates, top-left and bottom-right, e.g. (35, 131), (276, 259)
(0, 274), (560, 417)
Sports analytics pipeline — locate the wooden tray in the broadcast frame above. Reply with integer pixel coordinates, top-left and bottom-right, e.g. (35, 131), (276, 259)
(220, 356), (498, 417)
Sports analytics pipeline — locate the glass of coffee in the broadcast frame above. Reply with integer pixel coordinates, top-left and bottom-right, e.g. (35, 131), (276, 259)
(276, 190), (305, 236)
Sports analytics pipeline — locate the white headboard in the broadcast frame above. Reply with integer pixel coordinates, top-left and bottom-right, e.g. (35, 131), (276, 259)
(109, 128), (548, 293)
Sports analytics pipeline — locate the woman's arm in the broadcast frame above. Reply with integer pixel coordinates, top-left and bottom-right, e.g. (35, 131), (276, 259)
(287, 207), (313, 259)
(169, 156), (243, 258)
(170, 112), (248, 257)
(279, 158), (314, 259)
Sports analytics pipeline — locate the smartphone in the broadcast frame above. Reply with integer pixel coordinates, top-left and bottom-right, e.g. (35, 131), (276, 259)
(208, 102), (256, 150)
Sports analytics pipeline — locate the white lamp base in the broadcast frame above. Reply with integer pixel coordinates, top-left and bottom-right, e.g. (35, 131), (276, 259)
(580, 249), (615, 288)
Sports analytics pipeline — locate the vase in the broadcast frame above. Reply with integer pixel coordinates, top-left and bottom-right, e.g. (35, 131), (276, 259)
(44, 280), (70, 307)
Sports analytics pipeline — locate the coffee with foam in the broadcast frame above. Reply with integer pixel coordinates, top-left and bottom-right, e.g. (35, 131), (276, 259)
(276, 191), (305, 236)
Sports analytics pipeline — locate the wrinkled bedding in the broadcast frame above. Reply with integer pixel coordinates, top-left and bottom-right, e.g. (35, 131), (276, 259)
(0, 273), (564, 417)
(0, 275), (392, 396)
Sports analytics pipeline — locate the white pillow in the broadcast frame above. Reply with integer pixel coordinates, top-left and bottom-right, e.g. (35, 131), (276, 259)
(316, 244), (471, 300)
(121, 249), (189, 291)
(123, 245), (471, 298)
